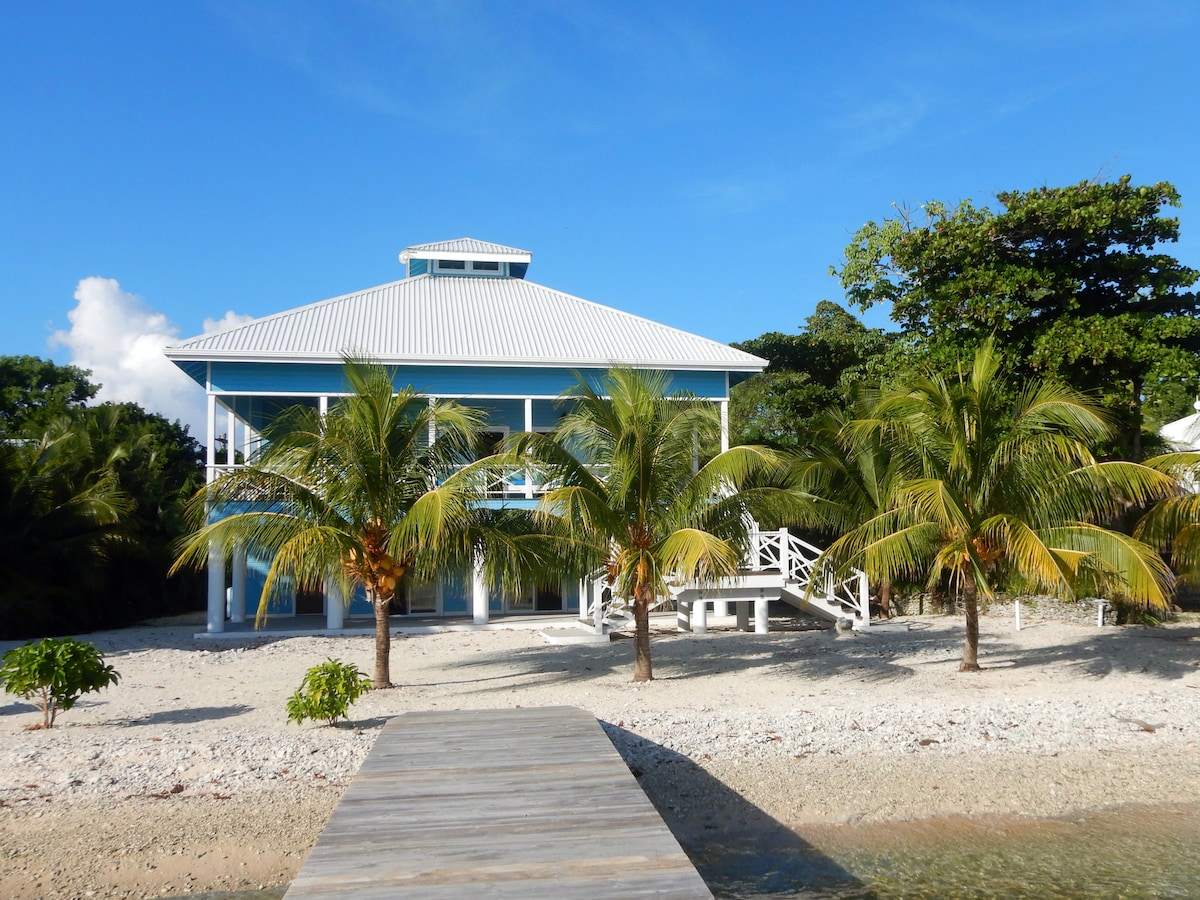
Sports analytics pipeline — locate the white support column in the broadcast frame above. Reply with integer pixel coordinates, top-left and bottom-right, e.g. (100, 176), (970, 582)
(472, 556), (489, 625)
(326, 578), (344, 630)
(579, 579), (589, 623)
(713, 598), (728, 617)
(719, 399), (729, 453)
(206, 541), (226, 633)
(205, 394), (217, 482)
(755, 592), (770, 634)
(779, 527), (790, 580)
(693, 595), (708, 634)
(319, 395), (329, 418)
(677, 597), (692, 632)
(427, 398), (436, 446)
(230, 543), (247, 624)
(226, 407), (236, 465)
(594, 586), (607, 635)
(524, 397), (534, 498)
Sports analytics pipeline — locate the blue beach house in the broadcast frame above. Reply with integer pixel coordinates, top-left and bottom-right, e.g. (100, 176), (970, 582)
(165, 238), (769, 633)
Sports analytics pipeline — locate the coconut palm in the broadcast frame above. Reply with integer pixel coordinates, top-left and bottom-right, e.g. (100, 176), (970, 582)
(1133, 451), (1200, 585)
(822, 343), (1176, 671)
(787, 392), (902, 615)
(0, 419), (131, 638)
(507, 368), (801, 682)
(174, 360), (510, 688)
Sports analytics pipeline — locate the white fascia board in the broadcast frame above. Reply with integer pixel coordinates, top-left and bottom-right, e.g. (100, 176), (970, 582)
(401, 249), (532, 263)
(162, 348), (766, 372)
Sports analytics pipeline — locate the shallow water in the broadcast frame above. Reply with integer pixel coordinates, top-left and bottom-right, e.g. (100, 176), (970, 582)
(695, 802), (1200, 898)
(168, 803), (1200, 899)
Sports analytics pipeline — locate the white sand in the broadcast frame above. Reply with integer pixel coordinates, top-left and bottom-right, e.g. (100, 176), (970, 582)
(2, 610), (1199, 898)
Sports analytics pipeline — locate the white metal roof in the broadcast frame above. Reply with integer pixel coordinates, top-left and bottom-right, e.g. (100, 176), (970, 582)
(165, 273), (766, 372)
(400, 238), (532, 263)
(1161, 405), (1200, 451)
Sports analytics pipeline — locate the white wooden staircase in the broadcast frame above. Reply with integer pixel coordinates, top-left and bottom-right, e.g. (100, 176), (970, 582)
(577, 528), (870, 636)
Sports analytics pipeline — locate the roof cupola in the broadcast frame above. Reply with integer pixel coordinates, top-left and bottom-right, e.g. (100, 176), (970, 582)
(399, 237), (532, 279)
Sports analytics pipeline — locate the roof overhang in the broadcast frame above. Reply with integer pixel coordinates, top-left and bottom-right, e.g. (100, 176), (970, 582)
(163, 347), (766, 373)
(400, 248), (532, 265)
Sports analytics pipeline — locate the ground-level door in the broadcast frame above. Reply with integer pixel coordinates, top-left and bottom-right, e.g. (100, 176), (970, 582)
(495, 581), (565, 613)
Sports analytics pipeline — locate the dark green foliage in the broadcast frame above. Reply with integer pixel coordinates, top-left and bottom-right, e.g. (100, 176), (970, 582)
(286, 658), (371, 726)
(0, 356), (98, 433)
(0, 421), (132, 639)
(0, 637), (120, 728)
(731, 301), (893, 446)
(0, 360), (206, 639)
(834, 176), (1200, 458)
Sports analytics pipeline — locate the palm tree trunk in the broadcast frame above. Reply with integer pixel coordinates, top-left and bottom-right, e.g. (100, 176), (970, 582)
(371, 587), (392, 688)
(632, 590), (653, 683)
(959, 572), (981, 673)
(878, 576), (892, 618)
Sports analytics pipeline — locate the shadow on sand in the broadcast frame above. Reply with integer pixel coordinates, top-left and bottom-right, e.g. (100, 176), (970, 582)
(603, 724), (873, 898)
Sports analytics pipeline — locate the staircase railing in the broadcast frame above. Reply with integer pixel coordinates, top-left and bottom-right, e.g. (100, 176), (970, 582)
(748, 529), (870, 624)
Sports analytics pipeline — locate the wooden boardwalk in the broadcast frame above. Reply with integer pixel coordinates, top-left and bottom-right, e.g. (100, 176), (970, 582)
(284, 706), (713, 898)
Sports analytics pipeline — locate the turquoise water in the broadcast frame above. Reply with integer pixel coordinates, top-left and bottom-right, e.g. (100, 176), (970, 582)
(693, 803), (1200, 898)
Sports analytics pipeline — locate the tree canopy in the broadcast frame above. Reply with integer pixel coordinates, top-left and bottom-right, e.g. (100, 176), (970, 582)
(0, 356), (98, 433)
(834, 176), (1200, 457)
(731, 301), (893, 447)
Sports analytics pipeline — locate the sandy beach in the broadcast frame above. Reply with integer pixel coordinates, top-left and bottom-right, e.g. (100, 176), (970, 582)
(2, 608), (1199, 898)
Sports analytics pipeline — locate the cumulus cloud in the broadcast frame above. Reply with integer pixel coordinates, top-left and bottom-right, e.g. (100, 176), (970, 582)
(202, 309), (255, 335)
(50, 277), (245, 442)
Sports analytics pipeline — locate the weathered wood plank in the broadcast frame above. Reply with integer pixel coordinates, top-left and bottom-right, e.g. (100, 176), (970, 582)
(285, 706), (712, 898)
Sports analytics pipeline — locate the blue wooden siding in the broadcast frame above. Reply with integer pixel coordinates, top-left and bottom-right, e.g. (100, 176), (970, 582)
(407, 259), (429, 276)
(209, 362), (730, 399)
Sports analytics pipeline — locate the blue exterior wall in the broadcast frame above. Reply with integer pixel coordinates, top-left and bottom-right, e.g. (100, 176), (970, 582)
(209, 362), (730, 400)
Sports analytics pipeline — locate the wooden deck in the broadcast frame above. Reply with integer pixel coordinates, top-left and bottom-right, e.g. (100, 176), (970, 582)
(284, 706), (713, 898)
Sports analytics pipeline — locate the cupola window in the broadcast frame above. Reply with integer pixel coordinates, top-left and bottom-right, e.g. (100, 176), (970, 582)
(433, 259), (504, 276)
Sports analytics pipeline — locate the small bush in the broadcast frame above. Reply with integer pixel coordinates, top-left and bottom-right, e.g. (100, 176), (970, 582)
(286, 658), (371, 727)
(0, 637), (120, 728)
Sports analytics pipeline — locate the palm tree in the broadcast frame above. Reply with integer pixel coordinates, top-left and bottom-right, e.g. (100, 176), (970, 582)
(507, 368), (800, 682)
(787, 392), (901, 615)
(174, 361), (503, 688)
(0, 419), (131, 638)
(1133, 451), (1200, 587)
(822, 343), (1176, 671)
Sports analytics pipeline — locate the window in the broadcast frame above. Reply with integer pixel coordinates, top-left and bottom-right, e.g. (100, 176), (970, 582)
(433, 259), (503, 275)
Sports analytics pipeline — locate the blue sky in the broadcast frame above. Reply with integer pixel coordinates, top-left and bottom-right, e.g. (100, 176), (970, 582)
(2, 1), (1198, 434)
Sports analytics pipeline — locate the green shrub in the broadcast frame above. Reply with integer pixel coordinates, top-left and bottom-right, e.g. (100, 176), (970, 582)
(0, 637), (120, 728)
(286, 658), (371, 727)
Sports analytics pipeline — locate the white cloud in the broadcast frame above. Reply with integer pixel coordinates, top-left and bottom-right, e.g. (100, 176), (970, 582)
(202, 309), (255, 334)
(50, 277), (235, 442)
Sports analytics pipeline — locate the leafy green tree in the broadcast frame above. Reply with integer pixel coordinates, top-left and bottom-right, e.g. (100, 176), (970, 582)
(731, 301), (893, 447)
(822, 342), (1176, 670)
(0, 356), (98, 433)
(0, 420), (132, 638)
(834, 176), (1200, 457)
(0, 637), (119, 728)
(174, 360), (534, 689)
(508, 368), (801, 682)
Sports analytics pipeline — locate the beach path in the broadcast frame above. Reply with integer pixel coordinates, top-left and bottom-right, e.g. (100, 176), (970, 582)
(284, 705), (712, 898)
